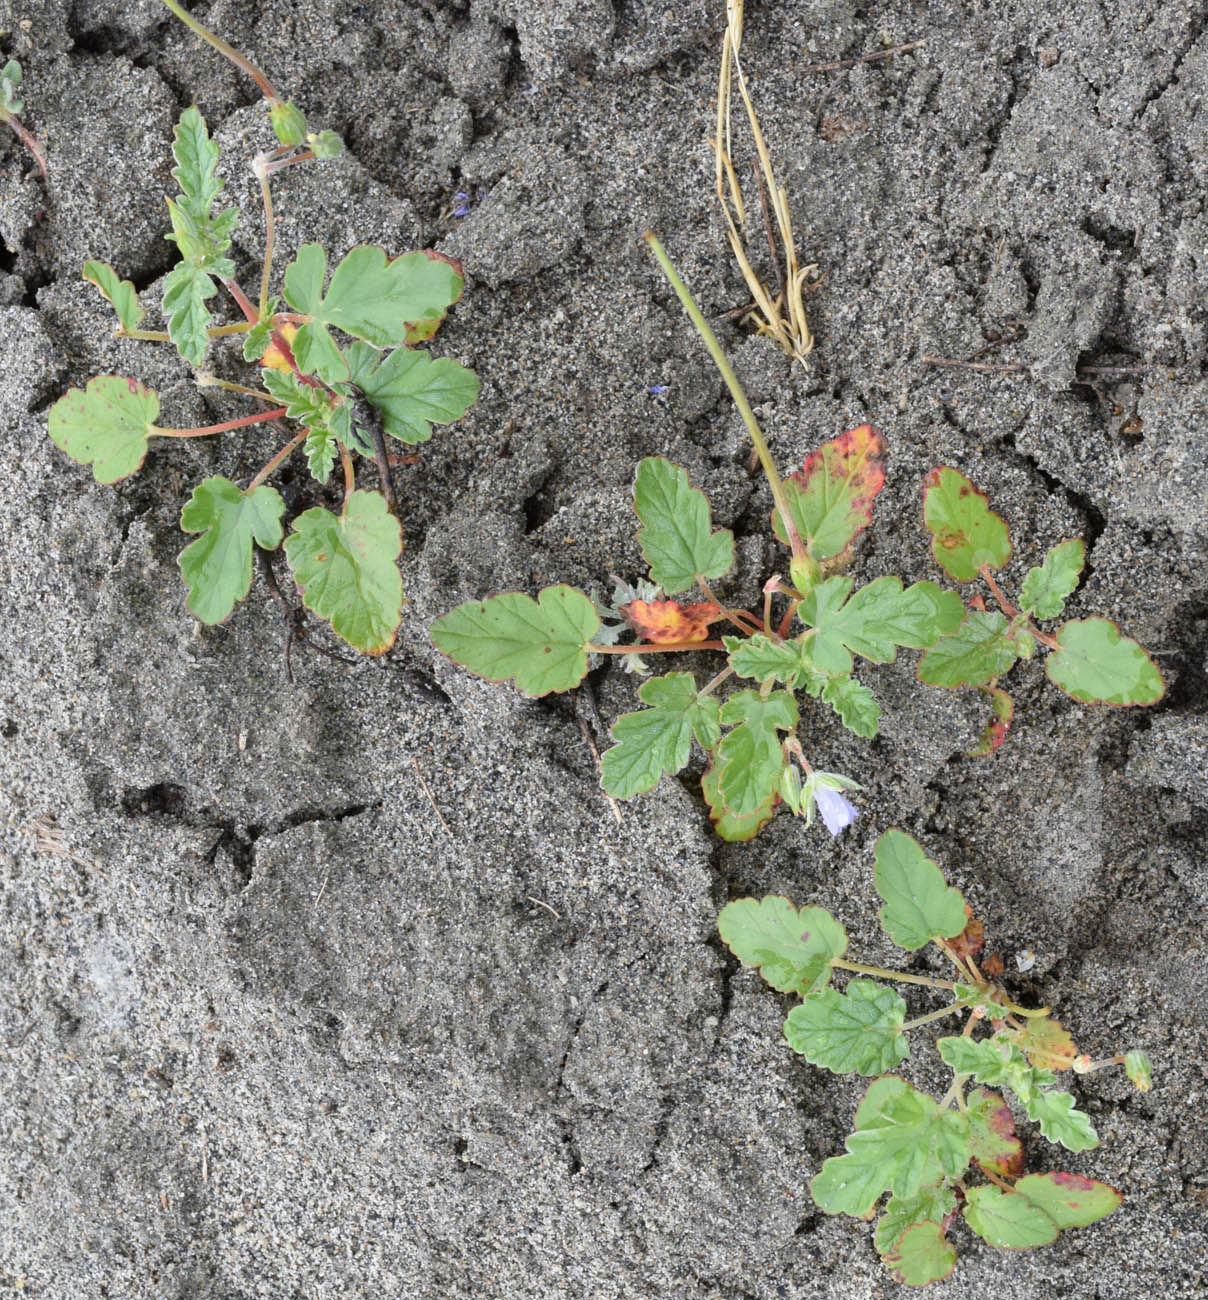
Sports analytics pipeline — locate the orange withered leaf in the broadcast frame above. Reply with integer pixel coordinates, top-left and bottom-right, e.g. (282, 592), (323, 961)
(261, 322), (299, 371)
(621, 599), (723, 644)
(949, 905), (985, 961)
(1015, 1016), (1079, 1071)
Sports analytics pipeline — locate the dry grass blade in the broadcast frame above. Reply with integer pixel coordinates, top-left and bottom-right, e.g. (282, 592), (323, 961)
(713, 0), (815, 366)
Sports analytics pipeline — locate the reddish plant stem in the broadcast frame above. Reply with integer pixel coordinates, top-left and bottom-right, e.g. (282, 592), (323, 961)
(222, 276), (260, 325)
(340, 442), (355, 501)
(979, 565), (1059, 649)
(588, 640), (727, 655)
(156, 408), (287, 439)
(248, 428), (307, 491)
(0, 111), (48, 183)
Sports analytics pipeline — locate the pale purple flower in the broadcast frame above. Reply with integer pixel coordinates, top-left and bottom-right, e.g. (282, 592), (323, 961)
(648, 383), (670, 395)
(453, 191), (472, 217)
(814, 784), (858, 836)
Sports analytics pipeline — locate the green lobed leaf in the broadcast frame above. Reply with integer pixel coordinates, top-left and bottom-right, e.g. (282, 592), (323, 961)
(966, 1086), (1024, 1177)
(772, 424), (886, 560)
(169, 105), (226, 218)
(718, 897), (847, 995)
(800, 576), (965, 675)
(283, 490), (403, 654)
(82, 261), (146, 333)
(701, 762), (776, 841)
(715, 689), (798, 817)
(261, 369), (353, 483)
(600, 672), (721, 799)
(963, 1186), (1058, 1249)
(283, 244), (465, 363)
(881, 1220), (957, 1287)
(784, 979), (909, 1075)
(810, 1078), (971, 1217)
(303, 426), (338, 483)
(874, 1186), (957, 1255)
(633, 457), (734, 595)
(1045, 617), (1164, 706)
(923, 467), (1012, 581)
(1024, 1088), (1099, 1152)
(430, 586), (600, 696)
(821, 675), (881, 737)
(874, 830), (967, 951)
(917, 610), (1020, 688)
(178, 477), (286, 624)
(345, 340), (479, 445)
(162, 262), (223, 367)
(1020, 538), (1084, 619)
(48, 376), (159, 484)
(724, 633), (827, 693)
(1014, 1172), (1121, 1228)
(242, 317), (273, 363)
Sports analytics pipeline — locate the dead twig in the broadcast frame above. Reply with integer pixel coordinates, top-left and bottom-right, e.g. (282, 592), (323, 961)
(572, 689), (622, 825)
(412, 756), (453, 837)
(798, 40), (926, 75)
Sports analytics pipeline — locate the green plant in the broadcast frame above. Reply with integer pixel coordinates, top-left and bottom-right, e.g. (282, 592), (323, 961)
(719, 829), (1151, 1286)
(0, 58), (48, 182)
(431, 235), (963, 839)
(46, 2), (479, 655)
(919, 469), (1164, 749)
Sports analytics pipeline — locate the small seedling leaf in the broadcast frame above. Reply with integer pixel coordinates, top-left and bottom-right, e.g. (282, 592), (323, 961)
(881, 1220), (957, 1287)
(283, 490), (403, 654)
(633, 457), (734, 594)
(718, 896), (847, 995)
(967, 1087), (1024, 1178)
(600, 672), (721, 798)
(345, 340), (479, 445)
(1, 59), (24, 114)
(178, 476), (285, 624)
(783, 979), (909, 1075)
(1125, 1050), (1152, 1092)
(772, 424), (886, 559)
(969, 686), (1014, 756)
(701, 762), (776, 841)
(169, 105), (227, 219)
(724, 633), (827, 693)
(48, 376), (159, 484)
(1045, 617), (1164, 706)
(800, 576), (965, 675)
(261, 369), (352, 482)
(715, 689), (798, 817)
(1023, 1088), (1099, 1152)
(963, 1186), (1058, 1249)
(874, 1187), (957, 1255)
(923, 467), (1011, 581)
(821, 675), (881, 737)
(82, 261), (146, 333)
(1015, 1017), (1078, 1071)
(1013, 1172), (1121, 1229)
(310, 129), (345, 160)
(1021, 538), (1084, 619)
(918, 610), (1019, 688)
(874, 829), (967, 951)
(430, 586), (600, 696)
(621, 598), (722, 644)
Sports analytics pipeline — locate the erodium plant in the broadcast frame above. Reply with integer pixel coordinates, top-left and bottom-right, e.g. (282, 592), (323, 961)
(0, 58), (48, 182)
(47, 2), (478, 655)
(720, 829), (1151, 1286)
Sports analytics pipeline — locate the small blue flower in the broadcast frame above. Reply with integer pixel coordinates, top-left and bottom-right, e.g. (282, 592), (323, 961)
(648, 384), (670, 395)
(453, 191), (472, 217)
(814, 784), (858, 836)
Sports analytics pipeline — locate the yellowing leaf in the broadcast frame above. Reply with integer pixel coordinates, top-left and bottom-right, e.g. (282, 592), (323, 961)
(1015, 1017), (1078, 1072)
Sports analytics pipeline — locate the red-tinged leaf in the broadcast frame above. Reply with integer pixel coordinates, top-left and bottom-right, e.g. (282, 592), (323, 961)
(923, 467), (1012, 581)
(1014, 1017), (1079, 1071)
(969, 686), (1014, 756)
(949, 906), (985, 961)
(1013, 1171), (1121, 1229)
(967, 1087), (1025, 1178)
(982, 952), (1005, 977)
(621, 598), (723, 644)
(772, 424), (887, 560)
(882, 1220), (957, 1287)
(405, 250), (467, 342)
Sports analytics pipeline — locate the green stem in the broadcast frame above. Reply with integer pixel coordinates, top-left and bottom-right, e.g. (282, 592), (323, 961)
(697, 577), (762, 637)
(831, 958), (955, 990)
(158, 0), (280, 102)
(340, 441), (356, 502)
(153, 408), (287, 438)
(588, 640), (727, 655)
(644, 232), (807, 563)
(696, 666), (735, 700)
(248, 428), (306, 491)
(199, 378), (282, 403)
(117, 321), (251, 344)
(255, 158), (275, 317)
(901, 1003), (966, 1032)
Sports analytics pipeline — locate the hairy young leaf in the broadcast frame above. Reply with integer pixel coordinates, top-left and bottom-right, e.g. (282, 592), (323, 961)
(874, 830), (967, 951)
(821, 676), (881, 737)
(784, 979), (908, 1075)
(169, 105), (228, 221)
(882, 1220), (957, 1287)
(284, 490), (403, 654)
(345, 340), (479, 445)
(800, 576), (964, 675)
(701, 762), (776, 841)
(963, 1185), (1058, 1249)
(1, 58), (23, 114)
(633, 457), (734, 595)
(715, 689), (798, 817)
(923, 467), (1011, 581)
(1045, 617), (1164, 706)
(178, 477), (285, 624)
(600, 672), (721, 798)
(48, 376), (159, 484)
(283, 245), (465, 378)
(82, 260), (146, 333)
(810, 1079), (971, 1217)
(969, 685), (1014, 756)
(1021, 538), (1084, 619)
(718, 897), (847, 995)
(1024, 1088), (1099, 1152)
(772, 424), (886, 559)
(917, 610), (1020, 688)
(967, 1087), (1024, 1178)
(874, 1187), (957, 1255)
(621, 598), (722, 644)
(260, 369), (353, 481)
(430, 586), (600, 696)
(1019, 1172), (1123, 1230)
(724, 633), (827, 693)
(162, 262), (223, 367)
